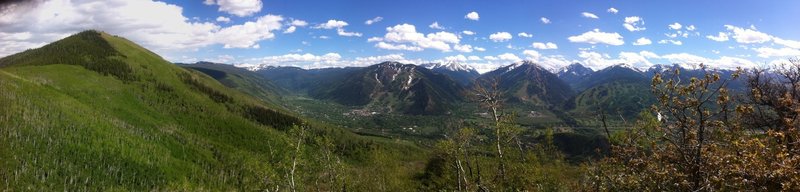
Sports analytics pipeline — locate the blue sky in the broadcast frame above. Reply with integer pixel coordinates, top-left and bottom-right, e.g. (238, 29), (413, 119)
(1, 0), (798, 72)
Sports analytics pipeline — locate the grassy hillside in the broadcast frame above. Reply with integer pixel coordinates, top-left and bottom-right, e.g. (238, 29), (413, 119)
(0, 31), (426, 191)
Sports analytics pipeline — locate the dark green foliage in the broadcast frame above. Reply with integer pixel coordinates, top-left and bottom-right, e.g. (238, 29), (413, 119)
(187, 66), (227, 79)
(179, 72), (232, 103)
(0, 30), (135, 81)
(243, 105), (303, 130)
(548, 132), (609, 161)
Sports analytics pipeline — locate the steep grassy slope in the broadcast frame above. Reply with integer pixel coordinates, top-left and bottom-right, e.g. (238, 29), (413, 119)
(0, 31), (425, 191)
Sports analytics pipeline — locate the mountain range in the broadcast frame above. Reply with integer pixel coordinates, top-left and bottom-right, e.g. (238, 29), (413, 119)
(231, 55), (745, 121)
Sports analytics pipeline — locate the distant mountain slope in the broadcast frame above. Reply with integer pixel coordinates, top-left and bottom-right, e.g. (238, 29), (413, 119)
(254, 66), (361, 94)
(179, 61), (287, 104)
(421, 60), (480, 86)
(570, 81), (655, 119)
(0, 30), (405, 190)
(478, 61), (575, 108)
(568, 64), (654, 119)
(574, 64), (647, 91)
(310, 62), (464, 115)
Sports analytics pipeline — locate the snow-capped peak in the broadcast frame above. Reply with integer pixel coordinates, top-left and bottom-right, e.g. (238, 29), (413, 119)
(506, 60), (546, 71)
(610, 63), (644, 73)
(557, 63), (593, 77)
(236, 63), (276, 71)
(422, 60), (477, 73)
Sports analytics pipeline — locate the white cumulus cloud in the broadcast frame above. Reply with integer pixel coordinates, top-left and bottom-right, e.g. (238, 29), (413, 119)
(315, 20), (349, 29)
(216, 14), (283, 49)
(375, 42), (423, 51)
(373, 23), (461, 52)
(283, 26), (296, 33)
(774, 38), (800, 49)
(337, 29), (362, 37)
(240, 52), (342, 68)
(216, 16), (231, 23)
(658, 39), (683, 45)
(290, 19), (308, 27)
(633, 37), (652, 45)
(532, 42), (558, 49)
(623, 16), (645, 31)
(212, 0), (263, 17)
(465, 11), (480, 21)
(498, 53), (521, 61)
(540, 17), (551, 24)
(364, 16), (383, 25)
(669, 22), (682, 30)
(523, 49), (541, 60)
(568, 29), (624, 46)
(754, 47), (800, 58)
(489, 32), (512, 42)
(454, 44), (474, 53)
(607, 8), (618, 14)
(429, 22), (445, 30)
(706, 32), (729, 42)
(518, 32), (533, 38)
(314, 20), (361, 37)
(724, 25), (771, 44)
(582, 12), (599, 19)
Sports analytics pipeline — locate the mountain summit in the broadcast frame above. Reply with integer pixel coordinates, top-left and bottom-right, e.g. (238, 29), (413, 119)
(557, 63), (594, 87)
